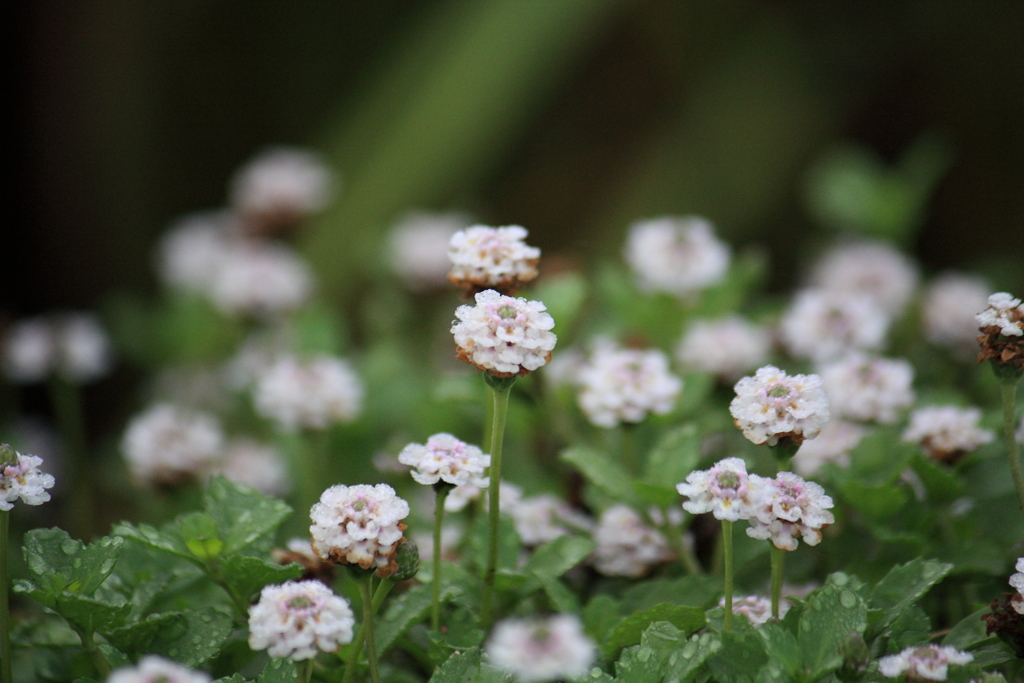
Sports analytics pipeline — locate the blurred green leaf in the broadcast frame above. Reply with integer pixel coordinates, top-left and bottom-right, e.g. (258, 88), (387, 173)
(147, 608), (233, 667)
(869, 558), (952, 628)
(533, 272), (588, 337)
(705, 630), (767, 683)
(643, 423), (700, 489)
(798, 584), (867, 678)
(257, 658), (298, 683)
(583, 594), (621, 644)
(560, 445), (638, 506)
(602, 603), (705, 658)
(219, 555), (303, 605)
(756, 622), (801, 677)
(470, 514), (521, 573)
(178, 512), (224, 561)
(522, 536), (595, 580)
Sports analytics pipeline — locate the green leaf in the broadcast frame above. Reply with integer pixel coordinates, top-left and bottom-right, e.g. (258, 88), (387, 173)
(909, 454), (965, 503)
(584, 594), (622, 644)
(798, 584), (867, 678)
(219, 555), (303, 605)
(615, 644), (666, 683)
(632, 481), (679, 508)
(204, 477), (292, 554)
(428, 647), (511, 683)
(621, 575), (722, 612)
(257, 658), (298, 683)
(602, 603), (705, 658)
(888, 605), (932, 650)
(147, 608), (233, 666)
(522, 536), (595, 580)
(113, 521), (196, 564)
(869, 558), (952, 627)
(14, 582), (131, 634)
(213, 676), (251, 683)
(942, 607), (993, 650)
(532, 272), (588, 335)
(757, 622), (801, 676)
(376, 582), (462, 655)
(643, 423), (700, 488)
(837, 481), (909, 521)
(661, 631), (722, 683)
(537, 574), (578, 614)
(705, 630), (767, 683)
(471, 514), (521, 573)
(104, 611), (180, 654)
(560, 445), (637, 506)
(178, 512), (224, 561)
(22, 528), (123, 596)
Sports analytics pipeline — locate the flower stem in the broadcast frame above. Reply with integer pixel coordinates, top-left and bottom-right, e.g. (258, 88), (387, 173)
(298, 659), (315, 683)
(654, 509), (700, 575)
(480, 378), (512, 628)
(358, 578), (381, 683)
(722, 519), (733, 632)
(342, 579), (394, 683)
(432, 486), (451, 631)
(1, 511), (11, 683)
(73, 625), (111, 679)
(1000, 380), (1024, 510)
(48, 376), (94, 539)
(770, 545), (785, 619)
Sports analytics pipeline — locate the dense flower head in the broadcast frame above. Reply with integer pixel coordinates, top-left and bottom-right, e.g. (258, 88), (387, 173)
(576, 342), (682, 428)
(2, 313), (113, 384)
(228, 146), (335, 232)
(447, 225), (540, 296)
(780, 289), (890, 362)
(922, 272), (990, 353)
(729, 366), (831, 447)
(389, 211), (469, 290)
(107, 655), (211, 683)
(121, 404), (224, 485)
(808, 240), (919, 317)
(722, 595), (790, 626)
(1009, 557), (1024, 615)
(794, 420), (868, 477)
(451, 289), (557, 377)
(878, 644), (973, 681)
(254, 354), (363, 431)
(624, 216), (730, 296)
(677, 457), (761, 522)
(0, 448), (55, 511)
(746, 472), (835, 551)
(247, 580), (355, 660)
(210, 240), (314, 319)
(976, 292), (1024, 371)
(902, 406), (994, 463)
(214, 438), (290, 496)
(676, 316), (772, 381)
(397, 433), (490, 487)
(592, 504), (671, 577)
(485, 614), (596, 683)
(309, 483), (410, 576)
(819, 353), (915, 424)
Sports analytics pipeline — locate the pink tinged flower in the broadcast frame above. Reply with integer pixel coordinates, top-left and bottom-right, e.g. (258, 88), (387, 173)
(922, 272), (990, 352)
(624, 216), (731, 296)
(780, 289), (890, 362)
(397, 433), (490, 488)
(592, 504), (672, 578)
(389, 211), (468, 290)
(901, 406), (994, 463)
(794, 419), (868, 477)
(808, 240), (919, 317)
(729, 365), (831, 447)
(120, 404), (224, 486)
(721, 595), (789, 626)
(254, 354), (363, 431)
(485, 614), (596, 683)
(746, 472), (834, 551)
(676, 315), (772, 381)
(310, 483), (410, 576)
(451, 289), (557, 377)
(878, 644), (973, 681)
(819, 353), (915, 424)
(447, 225), (540, 296)
(107, 655), (211, 683)
(576, 342), (682, 428)
(247, 580), (355, 660)
(676, 457), (760, 522)
(210, 240), (314, 319)
(229, 146), (335, 225)
(0, 450), (55, 511)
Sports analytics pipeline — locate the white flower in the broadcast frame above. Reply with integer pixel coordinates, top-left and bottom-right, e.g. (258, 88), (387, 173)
(500, 483), (593, 546)
(921, 272), (990, 352)
(2, 314), (113, 384)
(229, 146), (335, 224)
(576, 342), (682, 428)
(745, 472), (834, 551)
(107, 655), (211, 683)
(976, 292), (1024, 337)
(819, 353), (914, 424)
(676, 316), (771, 381)
(677, 457), (762, 522)
(902, 406), (994, 462)
(878, 644), (973, 681)
(451, 289), (557, 377)
(444, 481), (485, 512)
(254, 354), (363, 431)
(210, 240), (314, 318)
(412, 524), (462, 564)
(722, 595), (789, 626)
(542, 346), (585, 390)
(486, 614), (596, 683)
(0, 449), (55, 511)
(1009, 557), (1024, 608)
(397, 433), (490, 487)
(121, 404), (223, 485)
(389, 211), (469, 290)
(447, 225), (540, 295)
(780, 289), (890, 362)
(624, 216), (730, 296)
(794, 420), (868, 477)
(214, 438), (290, 496)
(247, 580), (354, 660)
(592, 505), (671, 577)
(729, 365), (831, 447)
(309, 483), (410, 574)
(809, 240), (919, 317)
(2, 317), (53, 382)
(155, 211), (236, 293)
(221, 327), (296, 392)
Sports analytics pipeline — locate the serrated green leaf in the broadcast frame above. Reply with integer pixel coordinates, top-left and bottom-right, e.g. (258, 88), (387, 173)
(560, 445), (638, 506)
(147, 608), (233, 666)
(13, 584), (131, 634)
(643, 423), (700, 488)
(798, 584), (867, 678)
(615, 644), (665, 683)
(178, 512), (224, 561)
(602, 603), (705, 658)
(537, 574), (578, 614)
(757, 622), (801, 676)
(942, 606), (992, 650)
(204, 477), (292, 554)
(661, 631), (722, 683)
(104, 611), (180, 654)
(621, 575), (722, 612)
(888, 605), (932, 650)
(257, 658), (298, 683)
(909, 454), (964, 502)
(522, 536), (595, 580)
(705, 630), (767, 683)
(428, 647), (481, 683)
(869, 558), (952, 627)
(376, 582), (461, 655)
(219, 555), (303, 604)
(584, 594), (621, 643)
(97, 644), (131, 671)
(113, 521), (196, 564)
(22, 528), (123, 596)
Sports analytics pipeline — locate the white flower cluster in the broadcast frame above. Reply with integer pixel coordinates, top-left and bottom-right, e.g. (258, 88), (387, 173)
(247, 580), (355, 660)
(121, 404), (224, 485)
(576, 343), (682, 428)
(229, 146), (335, 224)
(624, 216), (730, 296)
(780, 290), (889, 362)
(254, 354), (363, 431)
(0, 449), (55, 511)
(1009, 557), (1024, 615)
(677, 457), (761, 522)
(901, 406), (994, 462)
(676, 316), (771, 381)
(592, 504), (671, 577)
(819, 353), (915, 424)
(793, 420), (867, 477)
(2, 313), (112, 384)
(107, 655), (211, 683)
(214, 438), (290, 496)
(878, 644), (973, 681)
(501, 482), (594, 546)
(746, 472), (835, 551)
(310, 483), (410, 573)
(451, 290), (557, 377)
(976, 291), (1024, 337)
(389, 212), (469, 290)
(729, 365), (830, 447)
(156, 211), (237, 294)
(809, 240), (919, 317)
(485, 614), (596, 683)
(723, 595), (789, 626)
(922, 273), (990, 352)
(447, 225), (540, 295)
(398, 433), (490, 488)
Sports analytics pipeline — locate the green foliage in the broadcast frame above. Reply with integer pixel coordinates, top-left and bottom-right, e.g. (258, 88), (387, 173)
(602, 604), (706, 659)
(560, 444), (639, 507)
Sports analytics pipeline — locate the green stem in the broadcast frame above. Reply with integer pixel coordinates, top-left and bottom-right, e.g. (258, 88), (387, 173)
(480, 381), (512, 628)
(722, 520), (734, 632)
(358, 577), (381, 683)
(1, 511), (11, 683)
(1000, 381), (1024, 510)
(343, 578), (392, 683)
(74, 625), (111, 679)
(770, 545), (785, 619)
(298, 658), (315, 683)
(432, 486), (451, 631)
(654, 509), (700, 575)
(48, 376), (94, 539)
(620, 424), (640, 475)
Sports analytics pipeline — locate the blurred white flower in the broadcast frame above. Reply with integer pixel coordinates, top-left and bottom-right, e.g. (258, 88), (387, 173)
(878, 644), (972, 681)
(486, 614), (596, 683)
(808, 240), (919, 317)
(254, 354), (362, 431)
(794, 419), (868, 477)
(902, 405), (994, 462)
(155, 210), (236, 293)
(501, 483), (593, 546)
(921, 272), (990, 353)
(780, 289), (889, 362)
(592, 505), (671, 577)
(676, 316), (771, 381)
(2, 313), (113, 384)
(447, 225), (539, 295)
(398, 433), (490, 488)
(723, 595), (789, 626)
(214, 438), (290, 496)
(745, 472), (834, 551)
(389, 211), (469, 290)
(451, 289), (556, 377)
(247, 580), (354, 660)
(624, 216), (730, 296)
(0, 448), (55, 511)
(107, 655), (211, 683)
(677, 457), (761, 522)
(309, 483), (409, 575)
(121, 404), (223, 485)
(229, 146), (335, 227)
(210, 240), (314, 319)
(576, 342), (682, 428)
(2, 317), (52, 382)
(729, 365), (830, 447)
(819, 353), (914, 424)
